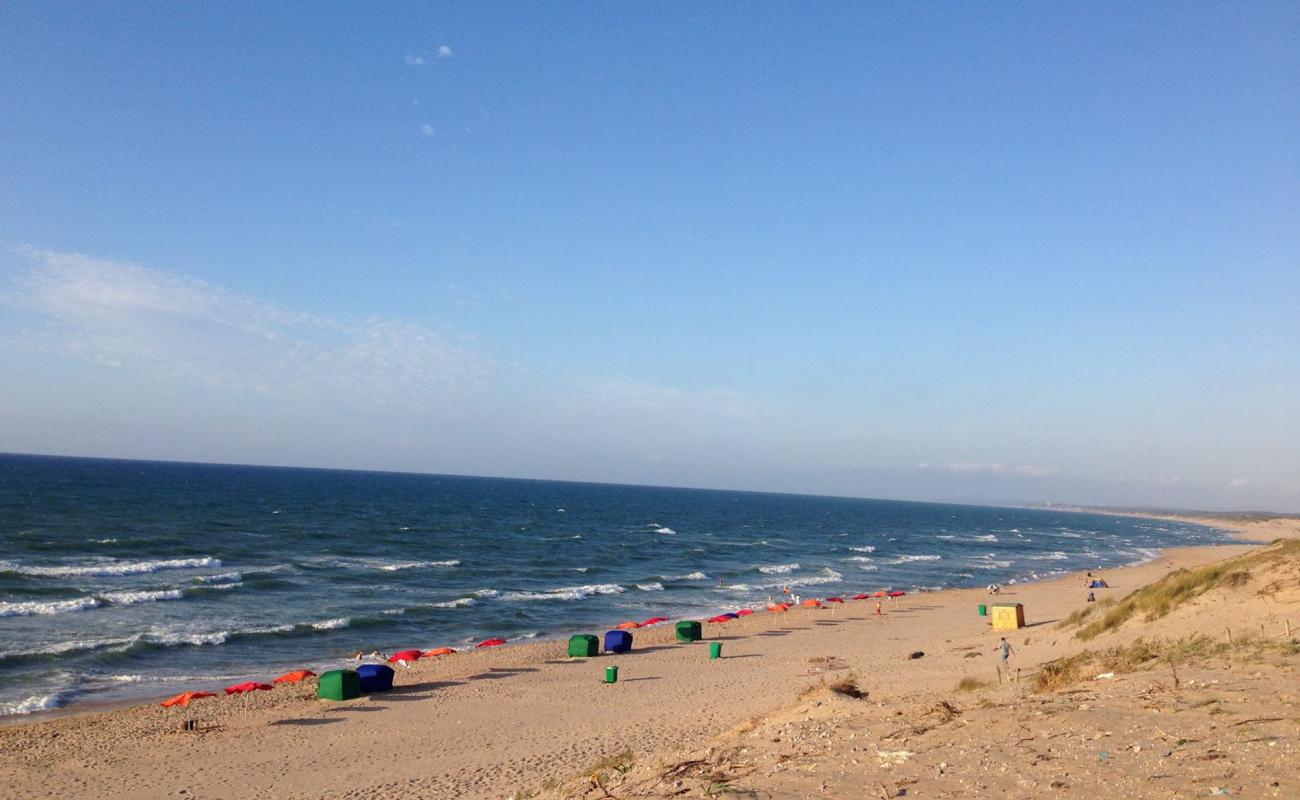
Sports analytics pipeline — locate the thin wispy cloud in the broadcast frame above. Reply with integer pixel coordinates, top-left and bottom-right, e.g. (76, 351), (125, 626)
(420, 123), (435, 137)
(6, 248), (481, 405)
(403, 54), (427, 66)
(437, 45), (453, 59)
(588, 378), (762, 422)
(916, 461), (1062, 478)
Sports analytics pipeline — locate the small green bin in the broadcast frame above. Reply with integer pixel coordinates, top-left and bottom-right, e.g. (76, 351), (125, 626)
(709, 642), (723, 659)
(605, 665), (619, 683)
(568, 634), (600, 657)
(978, 604), (988, 616)
(675, 620), (702, 642)
(316, 669), (362, 701)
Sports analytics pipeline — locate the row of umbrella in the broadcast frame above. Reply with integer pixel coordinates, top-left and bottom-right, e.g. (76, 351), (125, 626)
(160, 593), (907, 708)
(159, 639), (511, 708)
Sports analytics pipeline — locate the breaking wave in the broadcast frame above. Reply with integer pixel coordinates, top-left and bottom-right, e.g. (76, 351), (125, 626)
(501, 583), (626, 602)
(0, 557), (221, 578)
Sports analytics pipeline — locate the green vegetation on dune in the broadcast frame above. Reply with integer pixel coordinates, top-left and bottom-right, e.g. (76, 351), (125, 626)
(1066, 539), (1299, 641)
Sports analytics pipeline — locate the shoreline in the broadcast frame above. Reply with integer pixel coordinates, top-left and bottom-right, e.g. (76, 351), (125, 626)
(3, 514), (1295, 799)
(0, 512), (1246, 727)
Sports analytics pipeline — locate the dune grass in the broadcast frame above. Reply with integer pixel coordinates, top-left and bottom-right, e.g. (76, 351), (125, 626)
(954, 676), (990, 692)
(1070, 539), (1298, 641)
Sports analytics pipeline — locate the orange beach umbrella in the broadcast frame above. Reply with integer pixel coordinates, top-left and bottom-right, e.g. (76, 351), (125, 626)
(475, 638), (507, 648)
(161, 691), (215, 708)
(423, 647), (457, 657)
(616, 621), (641, 630)
(801, 598), (823, 608)
(273, 670), (316, 684)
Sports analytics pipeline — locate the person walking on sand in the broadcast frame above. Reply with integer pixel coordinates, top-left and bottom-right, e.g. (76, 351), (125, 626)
(875, 601), (883, 617)
(994, 636), (1014, 683)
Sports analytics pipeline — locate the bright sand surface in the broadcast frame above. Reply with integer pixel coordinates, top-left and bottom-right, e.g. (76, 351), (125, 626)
(2, 516), (1296, 799)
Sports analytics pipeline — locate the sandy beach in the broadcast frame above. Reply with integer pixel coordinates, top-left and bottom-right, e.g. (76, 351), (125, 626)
(2, 515), (1297, 800)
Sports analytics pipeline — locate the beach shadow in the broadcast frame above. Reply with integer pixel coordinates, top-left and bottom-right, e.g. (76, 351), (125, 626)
(719, 654), (761, 660)
(326, 705), (387, 712)
(488, 667), (538, 674)
(814, 621), (844, 626)
(270, 717), (342, 726)
(392, 680), (463, 693)
(1023, 619), (1059, 628)
(755, 631), (790, 637)
(619, 676), (662, 682)
(627, 645), (676, 654)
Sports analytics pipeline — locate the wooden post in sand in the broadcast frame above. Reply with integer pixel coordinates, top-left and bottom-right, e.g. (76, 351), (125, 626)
(1226, 627), (1233, 645)
(1286, 620), (1292, 638)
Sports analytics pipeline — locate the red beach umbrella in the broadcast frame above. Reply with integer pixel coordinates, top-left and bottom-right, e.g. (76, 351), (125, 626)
(825, 597), (845, 604)
(224, 681), (273, 694)
(872, 591), (888, 598)
(389, 649), (423, 663)
(160, 691), (215, 708)
(735, 608), (754, 616)
(888, 591), (907, 598)
(707, 614), (736, 623)
(852, 593), (870, 600)
(272, 670), (316, 684)
(641, 617), (669, 626)
(475, 638), (507, 648)
(423, 647), (457, 657)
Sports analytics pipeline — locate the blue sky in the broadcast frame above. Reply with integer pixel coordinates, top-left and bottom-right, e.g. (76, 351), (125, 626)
(2, 3), (1297, 510)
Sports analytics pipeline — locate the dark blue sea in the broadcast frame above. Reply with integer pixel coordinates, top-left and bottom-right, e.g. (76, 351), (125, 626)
(0, 454), (1234, 717)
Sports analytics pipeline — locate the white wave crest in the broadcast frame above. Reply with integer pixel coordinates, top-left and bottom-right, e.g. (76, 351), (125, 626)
(501, 583), (626, 602)
(783, 569), (844, 588)
(842, 556), (874, 564)
(849, 545), (876, 553)
(888, 554), (942, 564)
(653, 527), (675, 535)
(856, 565), (879, 571)
(1028, 551), (1069, 561)
(429, 597), (475, 609)
(758, 563), (800, 574)
(667, 572), (709, 581)
(0, 556), (221, 578)
(311, 617), (349, 630)
(378, 559), (460, 571)
(0, 692), (68, 716)
(195, 572), (242, 584)
(970, 534), (998, 542)
(147, 629), (229, 646)
(635, 582), (664, 591)
(0, 597), (103, 617)
(472, 588), (500, 599)
(103, 589), (185, 606)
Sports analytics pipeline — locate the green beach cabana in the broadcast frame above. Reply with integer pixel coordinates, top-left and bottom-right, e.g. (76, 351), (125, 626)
(568, 634), (600, 657)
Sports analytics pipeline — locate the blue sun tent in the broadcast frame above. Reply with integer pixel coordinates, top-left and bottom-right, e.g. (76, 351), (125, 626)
(604, 629), (633, 653)
(356, 663), (395, 693)
(1089, 580), (1108, 589)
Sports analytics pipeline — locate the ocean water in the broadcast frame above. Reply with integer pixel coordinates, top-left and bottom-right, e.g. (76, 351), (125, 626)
(0, 453), (1234, 717)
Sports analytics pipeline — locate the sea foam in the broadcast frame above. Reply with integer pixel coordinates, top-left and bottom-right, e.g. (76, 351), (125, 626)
(0, 557), (221, 578)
